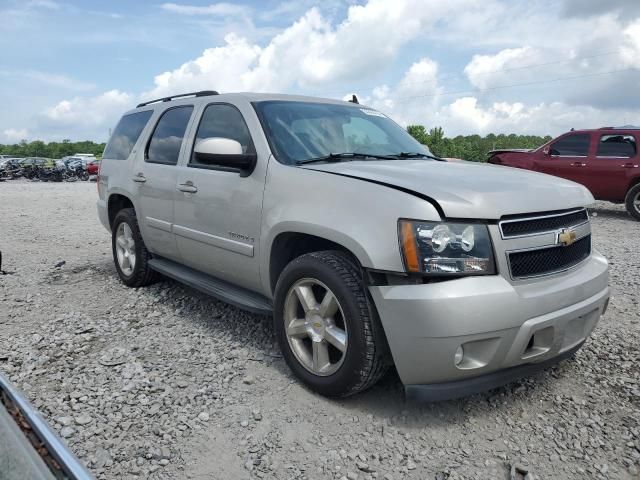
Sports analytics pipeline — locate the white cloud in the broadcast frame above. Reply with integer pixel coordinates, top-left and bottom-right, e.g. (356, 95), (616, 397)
(38, 90), (132, 140)
(160, 3), (251, 17)
(145, 0), (478, 99)
(19, 0), (640, 142)
(2, 128), (29, 142)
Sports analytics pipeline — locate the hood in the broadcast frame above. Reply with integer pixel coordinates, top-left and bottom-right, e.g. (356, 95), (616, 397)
(302, 160), (594, 219)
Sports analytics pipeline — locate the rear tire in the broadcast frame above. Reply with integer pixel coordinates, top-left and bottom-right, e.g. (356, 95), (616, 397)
(112, 208), (159, 287)
(625, 184), (640, 221)
(273, 251), (388, 397)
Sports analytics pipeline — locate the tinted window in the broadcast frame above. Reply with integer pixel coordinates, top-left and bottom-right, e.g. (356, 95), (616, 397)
(550, 134), (590, 156)
(254, 101), (430, 165)
(147, 106), (194, 165)
(190, 104), (254, 167)
(597, 134), (636, 158)
(103, 110), (153, 160)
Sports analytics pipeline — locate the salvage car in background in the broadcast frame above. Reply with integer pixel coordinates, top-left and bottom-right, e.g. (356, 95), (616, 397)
(488, 127), (640, 220)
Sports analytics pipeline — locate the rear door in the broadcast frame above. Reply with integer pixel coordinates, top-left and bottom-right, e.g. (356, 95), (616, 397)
(533, 132), (592, 186)
(173, 101), (267, 293)
(133, 105), (195, 262)
(585, 132), (639, 201)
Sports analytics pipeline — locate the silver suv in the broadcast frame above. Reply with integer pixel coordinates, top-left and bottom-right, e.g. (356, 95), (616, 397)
(97, 91), (609, 400)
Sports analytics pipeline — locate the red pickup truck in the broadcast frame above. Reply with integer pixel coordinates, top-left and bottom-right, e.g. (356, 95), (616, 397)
(487, 127), (640, 220)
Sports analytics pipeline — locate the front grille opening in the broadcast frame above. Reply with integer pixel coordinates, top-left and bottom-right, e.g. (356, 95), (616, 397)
(500, 209), (588, 238)
(509, 235), (591, 279)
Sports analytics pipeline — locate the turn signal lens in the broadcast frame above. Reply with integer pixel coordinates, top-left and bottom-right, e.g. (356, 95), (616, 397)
(400, 220), (420, 272)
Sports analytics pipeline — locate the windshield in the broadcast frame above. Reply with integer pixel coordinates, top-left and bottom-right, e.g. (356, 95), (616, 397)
(254, 101), (432, 165)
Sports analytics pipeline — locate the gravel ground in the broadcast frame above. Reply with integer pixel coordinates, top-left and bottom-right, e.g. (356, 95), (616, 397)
(0, 180), (638, 480)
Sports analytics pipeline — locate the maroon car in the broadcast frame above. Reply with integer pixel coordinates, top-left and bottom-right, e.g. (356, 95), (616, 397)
(488, 127), (640, 220)
(87, 159), (101, 176)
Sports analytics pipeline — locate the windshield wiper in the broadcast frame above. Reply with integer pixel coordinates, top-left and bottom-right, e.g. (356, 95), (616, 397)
(393, 152), (445, 161)
(295, 152), (397, 165)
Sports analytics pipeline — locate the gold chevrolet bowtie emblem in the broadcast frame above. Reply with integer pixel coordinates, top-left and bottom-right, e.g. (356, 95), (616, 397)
(557, 228), (577, 246)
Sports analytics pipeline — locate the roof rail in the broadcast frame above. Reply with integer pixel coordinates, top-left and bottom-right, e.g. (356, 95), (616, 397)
(136, 90), (219, 108)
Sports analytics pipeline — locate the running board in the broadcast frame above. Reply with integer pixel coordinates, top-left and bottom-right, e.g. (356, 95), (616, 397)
(148, 257), (272, 315)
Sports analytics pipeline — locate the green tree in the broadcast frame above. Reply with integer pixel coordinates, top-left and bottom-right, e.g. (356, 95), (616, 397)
(407, 125), (552, 161)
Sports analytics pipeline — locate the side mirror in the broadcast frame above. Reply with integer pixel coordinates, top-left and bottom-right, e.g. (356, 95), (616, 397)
(194, 138), (257, 177)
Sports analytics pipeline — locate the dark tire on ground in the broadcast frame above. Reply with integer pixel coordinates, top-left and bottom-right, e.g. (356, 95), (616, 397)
(625, 183), (640, 221)
(112, 208), (160, 288)
(273, 250), (389, 397)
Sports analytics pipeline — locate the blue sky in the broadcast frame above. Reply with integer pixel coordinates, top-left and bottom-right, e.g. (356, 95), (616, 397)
(1, 0), (639, 142)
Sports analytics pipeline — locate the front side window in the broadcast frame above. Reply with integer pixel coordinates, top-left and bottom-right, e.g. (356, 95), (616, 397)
(549, 133), (590, 157)
(190, 104), (255, 167)
(146, 106), (194, 165)
(597, 134), (637, 158)
(103, 110), (153, 160)
(253, 101), (431, 165)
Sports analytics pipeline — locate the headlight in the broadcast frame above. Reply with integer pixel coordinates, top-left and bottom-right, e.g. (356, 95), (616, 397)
(399, 220), (496, 275)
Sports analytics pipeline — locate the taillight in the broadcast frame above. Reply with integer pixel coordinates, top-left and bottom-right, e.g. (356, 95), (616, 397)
(96, 162), (102, 196)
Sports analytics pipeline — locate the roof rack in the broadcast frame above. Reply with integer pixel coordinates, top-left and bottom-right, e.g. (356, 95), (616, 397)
(136, 90), (219, 108)
(600, 125), (640, 130)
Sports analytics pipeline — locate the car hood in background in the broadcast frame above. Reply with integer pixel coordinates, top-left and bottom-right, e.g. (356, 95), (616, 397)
(487, 148), (534, 155)
(302, 160), (594, 219)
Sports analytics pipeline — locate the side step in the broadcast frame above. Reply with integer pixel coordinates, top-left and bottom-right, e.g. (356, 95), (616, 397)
(148, 257), (273, 315)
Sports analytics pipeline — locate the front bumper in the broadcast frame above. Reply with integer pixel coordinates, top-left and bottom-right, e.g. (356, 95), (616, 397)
(369, 252), (609, 400)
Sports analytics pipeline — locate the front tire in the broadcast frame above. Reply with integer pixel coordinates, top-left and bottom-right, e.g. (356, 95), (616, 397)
(625, 184), (640, 221)
(273, 251), (388, 397)
(112, 208), (159, 287)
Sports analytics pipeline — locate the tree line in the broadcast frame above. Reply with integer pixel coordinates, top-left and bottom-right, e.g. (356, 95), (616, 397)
(0, 140), (106, 159)
(407, 126), (552, 161)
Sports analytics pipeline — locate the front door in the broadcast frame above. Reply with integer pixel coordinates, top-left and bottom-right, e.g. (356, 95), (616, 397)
(533, 132), (592, 188)
(173, 102), (267, 293)
(134, 105), (194, 262)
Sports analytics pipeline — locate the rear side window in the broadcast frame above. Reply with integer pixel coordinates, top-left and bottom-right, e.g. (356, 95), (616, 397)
(550, 134), (590, 156)
(103, 110), (153, 160)
(190, 104), (255, 167)
(146, 106), (194, 165)
(597, 134), (637, 158)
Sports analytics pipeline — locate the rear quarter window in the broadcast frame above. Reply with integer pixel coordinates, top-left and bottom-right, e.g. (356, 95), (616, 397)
(103, 110), (153, 160)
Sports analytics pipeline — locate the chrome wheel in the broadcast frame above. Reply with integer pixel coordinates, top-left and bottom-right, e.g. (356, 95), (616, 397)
(283, 278), (348, 376)
(634, 192), (640, 213)
(115, 222), (136, 276)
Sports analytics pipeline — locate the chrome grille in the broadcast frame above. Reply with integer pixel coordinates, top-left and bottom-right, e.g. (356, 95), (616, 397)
(499, 209), (589, 238)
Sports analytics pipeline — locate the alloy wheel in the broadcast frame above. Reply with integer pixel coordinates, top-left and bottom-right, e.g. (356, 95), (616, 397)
(283, 278), (348, 376)
(115, 222), (136, 276)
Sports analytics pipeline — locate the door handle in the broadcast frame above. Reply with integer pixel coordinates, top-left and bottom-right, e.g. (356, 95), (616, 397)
(621, 163), (639, 168)
(132, 173), (146, 183)
(177, 182), (198, 193)
(571, 162), (586, 167)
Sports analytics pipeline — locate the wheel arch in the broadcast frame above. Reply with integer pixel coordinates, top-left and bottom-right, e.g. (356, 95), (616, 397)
(107, 193), (135, 229)
(627, 175), (640, 194)
(267, 228), (371, 295)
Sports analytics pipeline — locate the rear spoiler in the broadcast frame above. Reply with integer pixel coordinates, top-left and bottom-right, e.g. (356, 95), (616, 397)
(0, 373), (94, 479)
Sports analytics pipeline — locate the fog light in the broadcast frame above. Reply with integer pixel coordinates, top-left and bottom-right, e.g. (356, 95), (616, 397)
(454, 346), (464, 366)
